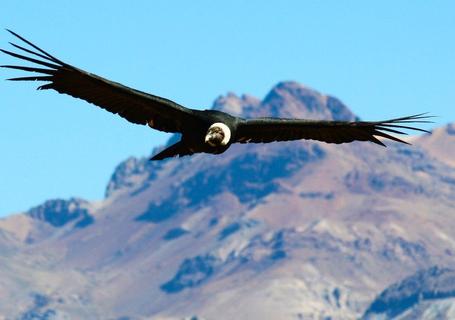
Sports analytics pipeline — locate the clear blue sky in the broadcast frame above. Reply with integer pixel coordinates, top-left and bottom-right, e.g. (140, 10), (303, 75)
(1, 1), (454, 216)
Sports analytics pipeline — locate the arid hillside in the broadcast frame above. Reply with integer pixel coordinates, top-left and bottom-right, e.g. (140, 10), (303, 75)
(1, 81), (454, 320)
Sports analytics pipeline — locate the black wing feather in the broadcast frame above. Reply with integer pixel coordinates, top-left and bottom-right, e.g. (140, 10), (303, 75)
(1, 65), (56, 74)
(1, 30), (195, 132)
(235, 114), (432, 146)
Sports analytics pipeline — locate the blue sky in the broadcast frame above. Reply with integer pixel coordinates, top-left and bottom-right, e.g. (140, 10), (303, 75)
(1, 1), (454, 216)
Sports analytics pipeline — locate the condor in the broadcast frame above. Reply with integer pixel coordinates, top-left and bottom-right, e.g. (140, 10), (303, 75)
(1, 30), (431, 160)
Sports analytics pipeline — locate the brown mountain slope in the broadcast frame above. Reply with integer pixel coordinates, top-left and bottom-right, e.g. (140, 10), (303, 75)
(0, 81), (454, 320)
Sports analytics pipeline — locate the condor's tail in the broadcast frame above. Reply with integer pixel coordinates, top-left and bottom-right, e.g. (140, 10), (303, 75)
(150, 141), (194, 161)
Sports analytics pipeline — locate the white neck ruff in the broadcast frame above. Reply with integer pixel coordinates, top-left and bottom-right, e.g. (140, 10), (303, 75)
(209, 122), (231, 145)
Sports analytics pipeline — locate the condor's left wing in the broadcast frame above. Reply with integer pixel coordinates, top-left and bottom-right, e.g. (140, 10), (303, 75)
(1, 30), (196, 133)
(235, 114), (432, 146)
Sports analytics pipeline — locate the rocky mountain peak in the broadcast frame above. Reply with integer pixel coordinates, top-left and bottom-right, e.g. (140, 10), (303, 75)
(27, 198), (94, 229)
(261, 81), (358, 121)
(414, 121), (455, 167)
(212, 92), (261, 117)
(213, 81), (358, 121)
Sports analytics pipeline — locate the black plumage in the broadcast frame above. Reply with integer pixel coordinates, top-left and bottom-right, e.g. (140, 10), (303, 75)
(1, 30), (432, 161)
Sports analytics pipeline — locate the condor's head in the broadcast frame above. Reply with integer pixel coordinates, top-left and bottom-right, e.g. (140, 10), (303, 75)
(204, 122), (231, 147)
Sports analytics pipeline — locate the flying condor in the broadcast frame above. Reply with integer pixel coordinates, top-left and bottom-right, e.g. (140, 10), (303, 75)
(1, 30), (432, 160)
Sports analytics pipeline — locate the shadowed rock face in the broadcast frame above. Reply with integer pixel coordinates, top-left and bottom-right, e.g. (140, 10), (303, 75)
(446, 123), (455, 136)
(0, 81), (454, 320)
(363, 266), (455, 319)
(163, 227), (188, 240)
(16, 293), (59, 320)
(105, 157), (162, 198)
(27, 198), (93, 228)
(160, 254), (220, 294)
(136, 143), (325, 223)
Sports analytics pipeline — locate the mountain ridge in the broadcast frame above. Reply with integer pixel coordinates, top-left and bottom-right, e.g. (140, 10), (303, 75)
(0, 81), (454, 320)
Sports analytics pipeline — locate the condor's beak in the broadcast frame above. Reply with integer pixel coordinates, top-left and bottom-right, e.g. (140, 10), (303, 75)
(205, 132), (217, 146)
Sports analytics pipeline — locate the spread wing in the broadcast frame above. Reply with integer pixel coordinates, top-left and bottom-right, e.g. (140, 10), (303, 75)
(1, 30), (195, 133)
(235, 114), (432, 146)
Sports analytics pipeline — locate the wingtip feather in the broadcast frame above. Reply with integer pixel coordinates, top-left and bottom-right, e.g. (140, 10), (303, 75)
(4, 29), (66, 65)
(374, 130), (411, 145)
(0, 48), (60, 69)
(7, 75), (53, 81)
(370, 136), (386, 147)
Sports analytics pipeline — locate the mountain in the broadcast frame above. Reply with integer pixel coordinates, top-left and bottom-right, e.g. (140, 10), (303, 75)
(0, 81), (454, 320)
(413, 123), (455, 167)
(362, 266), (455, 319)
